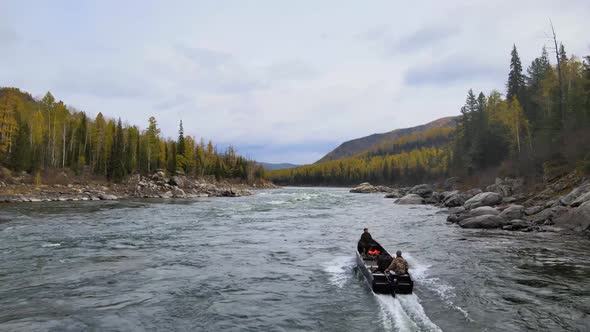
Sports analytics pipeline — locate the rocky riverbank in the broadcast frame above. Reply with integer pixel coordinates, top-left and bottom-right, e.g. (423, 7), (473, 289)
(0, 170), (278, 203)
(350, 173), (590, 235)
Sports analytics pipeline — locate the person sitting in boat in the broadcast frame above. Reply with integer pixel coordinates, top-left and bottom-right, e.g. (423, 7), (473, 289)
(358, 228), (373, 255)
(385, 250), (409, 275)
(376, 253), (393, 273)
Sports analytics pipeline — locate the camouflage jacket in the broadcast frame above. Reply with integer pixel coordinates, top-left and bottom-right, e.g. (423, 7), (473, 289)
(387, 257), (408, 274)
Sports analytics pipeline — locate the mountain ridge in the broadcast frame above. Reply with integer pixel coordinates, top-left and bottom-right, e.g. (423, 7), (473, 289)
(316, 116), (459, 163)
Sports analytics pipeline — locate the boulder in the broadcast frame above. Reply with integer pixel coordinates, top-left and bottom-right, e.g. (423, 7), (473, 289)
(384, 191), (402, 199)
(469, 206), (500, 216)
(559, 182), (590, 206)
(160, 191), (173, 199)
(152, 171), (167, 181)
(447, 214), (463, 223)
(527, 205), (569, 225)
(464, 192), (503, 209)
(426, 191), (443, 204)
(444, 177), (460, 190)
(170, 176), (185, 188)
(571, 191), (590, 207)
(465, 188), (483, 196)
(448, 206), (466, 214)
(499, 205), (524, 220)
(554, 201), (590, 232)
(350, 183), (378, 193)
(441, 190), (460, 201)
(98, 194), (118, 200)
(172, 187), (186, 198)
(395, 194), (425, 205)
(459, 215), (508, 229)
(504, 219), (532, 231)
(443, 192), (470, 207)
(408, 184), (433, 198)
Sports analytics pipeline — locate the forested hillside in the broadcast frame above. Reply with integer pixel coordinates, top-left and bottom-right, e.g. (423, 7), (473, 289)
(271, 42), (590, 186)
(0, 88), (265, 183)
(317, 116), (457, 163)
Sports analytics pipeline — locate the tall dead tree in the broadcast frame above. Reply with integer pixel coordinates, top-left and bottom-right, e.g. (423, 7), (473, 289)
(550, 20), (565, 127)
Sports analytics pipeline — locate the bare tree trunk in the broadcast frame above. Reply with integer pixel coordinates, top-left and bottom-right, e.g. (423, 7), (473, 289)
(62, 123), (66, 168)
(551, 20), (565, 128)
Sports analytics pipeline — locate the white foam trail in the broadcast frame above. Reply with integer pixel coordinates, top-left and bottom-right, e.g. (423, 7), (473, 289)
(397, 294), (443, 332)
(268, 200), (286, 205)
(405, 255), (471, 321)
(41, 243), (61, 248)
(375, 294), (420, 331)
(324, 256), (356, 288)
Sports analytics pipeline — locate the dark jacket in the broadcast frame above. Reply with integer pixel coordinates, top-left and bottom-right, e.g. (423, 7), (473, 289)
(360, 232), (373, 244)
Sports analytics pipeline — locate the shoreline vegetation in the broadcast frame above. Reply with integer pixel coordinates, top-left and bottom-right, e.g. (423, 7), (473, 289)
(0, 87), (273, 202)
(269, 43), (590, 190)
(0, 167), (277, 203)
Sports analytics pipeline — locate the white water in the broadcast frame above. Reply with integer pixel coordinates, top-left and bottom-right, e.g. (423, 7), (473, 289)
(324, 254), (443, 331)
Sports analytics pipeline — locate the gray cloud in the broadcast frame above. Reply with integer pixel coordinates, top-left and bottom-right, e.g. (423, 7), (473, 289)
(404, 56), (504, 86)
(361, 23), (459, 55)
(265, 60), (318, 81)
(154, 94), (192, 110)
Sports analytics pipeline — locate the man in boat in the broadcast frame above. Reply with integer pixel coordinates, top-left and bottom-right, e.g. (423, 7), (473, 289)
(376, 252), (393, 273)
(358, 228), (373, 256)
(385, 250), (409, 275)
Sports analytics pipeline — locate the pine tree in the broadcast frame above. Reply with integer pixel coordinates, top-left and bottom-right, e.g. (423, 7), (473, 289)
(110, 118), (126, 182)
(177, 120), (185, 156)
(507, 45), (526, 103)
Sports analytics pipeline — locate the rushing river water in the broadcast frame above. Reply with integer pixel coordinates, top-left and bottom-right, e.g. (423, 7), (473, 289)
(1, 187), (589, 331)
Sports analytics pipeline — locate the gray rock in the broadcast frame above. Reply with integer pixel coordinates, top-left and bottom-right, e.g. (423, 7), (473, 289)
(554, 201), (590, 232)
(98, 194), (118, 200)
(350, 183), (378, 193)
(441, 190), (460, 201)
(395, 194), (425, 205)
(444, 177), (460, 190)
(446, 213), (463, 223)
(172, 187), (186, 198)
(408, 184), (433, 198)
(507, 219), (531, 230)
(502, 197), (517, 204)
(459, 215), (508, 229)
(559, 182), (590, 206)
(499, 205), (524, 220)
(464, 192), (503, 209)
(524, 206), (543, 216)
(160, 191), (173, 199)
(571, 191), (590, 207)
(169, 176), (185, 188)
(469, 206), (500, 216)
(384, 191), (402, 199)
(448, 206), (466, 214)
(443, 192), (470, 207)
(528, 205), (569, 225)
(465, 188), (483, 196)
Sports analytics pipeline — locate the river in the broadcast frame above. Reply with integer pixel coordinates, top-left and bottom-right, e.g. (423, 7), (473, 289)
(0, 187), (589, 331)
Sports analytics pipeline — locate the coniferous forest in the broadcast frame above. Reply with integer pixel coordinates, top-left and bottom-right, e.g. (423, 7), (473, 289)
(270, 43), (590, 186)
(0, 88), (266, 183)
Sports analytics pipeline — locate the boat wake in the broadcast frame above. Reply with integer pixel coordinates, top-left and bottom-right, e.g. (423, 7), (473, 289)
(325, 255), (442, 331)
(324, 256), (356, 288)
(375, 294), (442, 332)
(406, 255), (471, 321)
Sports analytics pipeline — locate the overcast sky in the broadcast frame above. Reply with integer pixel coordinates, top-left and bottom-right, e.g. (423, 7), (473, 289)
(2, 1), (589, 164)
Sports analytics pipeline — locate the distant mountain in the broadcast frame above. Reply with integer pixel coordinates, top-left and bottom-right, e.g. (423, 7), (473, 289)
(316, 116), (459, 163)
(259, 162), (299, 171)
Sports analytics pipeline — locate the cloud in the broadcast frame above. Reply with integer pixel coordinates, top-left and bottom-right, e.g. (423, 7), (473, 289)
(361, 23), (459, 55)
(0, 26), (17, 44)
(404, 56), (504, 86)
(265, 60), (318, 81)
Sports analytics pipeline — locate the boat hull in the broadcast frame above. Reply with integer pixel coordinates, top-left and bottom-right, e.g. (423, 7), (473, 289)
(356, 240), (413, 296)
